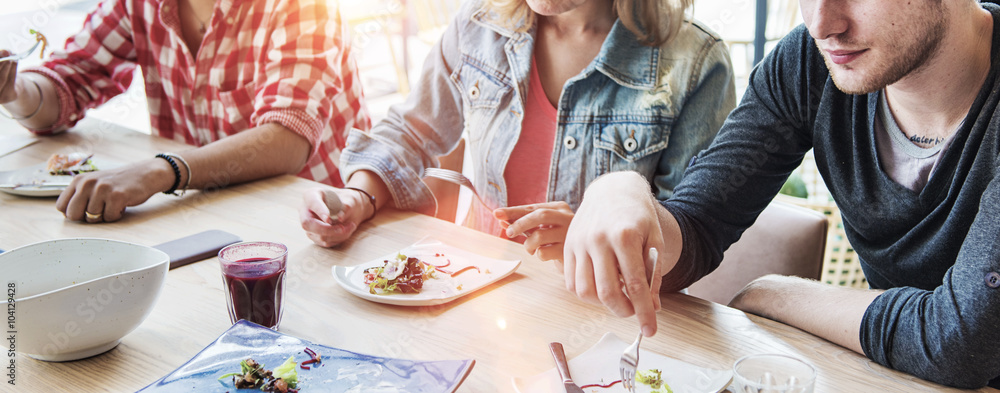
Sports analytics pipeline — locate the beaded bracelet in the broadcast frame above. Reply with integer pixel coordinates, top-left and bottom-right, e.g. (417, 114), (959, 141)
(162, 153), (191, 196)
(345, 186), (376, 222)
(155, 153), (182, 196)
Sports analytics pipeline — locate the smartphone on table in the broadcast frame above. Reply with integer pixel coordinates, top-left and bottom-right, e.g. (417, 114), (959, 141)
(153, 229), (242, 269)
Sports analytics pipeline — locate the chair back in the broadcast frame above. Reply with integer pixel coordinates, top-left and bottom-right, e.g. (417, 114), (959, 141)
(412, 0), (464, 43)
(777, 195), (868, 288)
(340, 0), (411, 95)
(687, 199), (827, 305)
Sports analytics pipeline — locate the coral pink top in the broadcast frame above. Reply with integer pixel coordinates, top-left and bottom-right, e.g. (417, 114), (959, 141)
(503, 58), (557, 210)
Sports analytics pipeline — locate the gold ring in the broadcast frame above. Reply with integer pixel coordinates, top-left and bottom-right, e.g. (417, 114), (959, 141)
(85, 211), (102, 221)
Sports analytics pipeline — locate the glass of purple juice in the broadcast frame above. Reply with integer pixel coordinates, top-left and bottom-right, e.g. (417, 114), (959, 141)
(218, 241), (287, 329)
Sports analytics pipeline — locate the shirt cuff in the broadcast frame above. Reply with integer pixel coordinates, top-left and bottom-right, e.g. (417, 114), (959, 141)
(659, 201), (714, 292)
(341, 129), (437, 216)
(256, 108), (324, 159)
(20, 67), (79, 134)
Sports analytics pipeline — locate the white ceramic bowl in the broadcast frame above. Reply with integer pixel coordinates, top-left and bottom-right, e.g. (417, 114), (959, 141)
(3, 238), (169, 361)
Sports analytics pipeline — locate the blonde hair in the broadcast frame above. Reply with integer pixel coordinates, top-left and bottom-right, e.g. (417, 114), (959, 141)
(485, 0), (693, 47)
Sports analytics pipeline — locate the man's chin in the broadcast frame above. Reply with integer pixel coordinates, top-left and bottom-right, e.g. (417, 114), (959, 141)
(828, 69), (881, 95)
(832, 81), (877, 95)
(819, 54), (881, 95)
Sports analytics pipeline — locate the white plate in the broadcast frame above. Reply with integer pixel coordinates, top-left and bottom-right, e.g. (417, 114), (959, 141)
(0, 158), (118, 197)
(0, 135), (39, 158)
(332, 238), (521, 306)
(512, 332), (733, 393)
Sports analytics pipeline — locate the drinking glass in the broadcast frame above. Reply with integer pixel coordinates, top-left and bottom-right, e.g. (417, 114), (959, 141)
(732, 354), (816, 393)
(218, 241), (288, 329)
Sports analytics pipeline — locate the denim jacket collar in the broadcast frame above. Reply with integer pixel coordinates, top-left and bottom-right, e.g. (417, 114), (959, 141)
(591, 22), (659, 91)
(471, 7), (527, 38)
(470, 7), (659, 91)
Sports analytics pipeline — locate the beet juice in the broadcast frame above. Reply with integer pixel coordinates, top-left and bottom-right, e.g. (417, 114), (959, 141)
(218, 242), (288, 329)
(223, 258), (285, 328)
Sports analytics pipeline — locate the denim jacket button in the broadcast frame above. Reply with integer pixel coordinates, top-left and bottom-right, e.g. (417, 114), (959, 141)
(469, 84), (480, 99)
(563, 136), (577, 149)
(986, 272), (1000, 288)
(624, 137), (638, 152)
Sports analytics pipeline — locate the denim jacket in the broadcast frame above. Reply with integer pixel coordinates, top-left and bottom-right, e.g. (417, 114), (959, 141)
(341, 0), (735, 234)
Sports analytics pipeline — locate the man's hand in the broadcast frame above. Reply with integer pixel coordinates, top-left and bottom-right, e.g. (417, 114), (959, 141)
(494, 201), (574, 262)
(55, 158), (175, 223)
(563, 171), (681, 337)
(300, 187), (371, 247)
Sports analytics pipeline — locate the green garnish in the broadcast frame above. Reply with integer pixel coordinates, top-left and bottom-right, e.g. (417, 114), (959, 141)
(28, 29), (48, 59)
(272, 356), (298, 388)
(218, 357), (298, 391)
(636, 369), (673, 393)
(217, 358), (264, 380)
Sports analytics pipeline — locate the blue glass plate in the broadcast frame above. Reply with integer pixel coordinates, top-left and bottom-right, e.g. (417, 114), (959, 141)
(137, 320), (475, 392)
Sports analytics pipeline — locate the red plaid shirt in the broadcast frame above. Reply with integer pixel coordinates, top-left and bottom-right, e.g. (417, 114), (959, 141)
(24, 0), (371, 187)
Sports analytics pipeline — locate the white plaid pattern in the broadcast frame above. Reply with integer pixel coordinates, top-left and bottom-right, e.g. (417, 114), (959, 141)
(23, 0), (371, 187)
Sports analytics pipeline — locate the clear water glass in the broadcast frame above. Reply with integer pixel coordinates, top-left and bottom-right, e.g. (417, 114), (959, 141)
(732, 354), (816, 393)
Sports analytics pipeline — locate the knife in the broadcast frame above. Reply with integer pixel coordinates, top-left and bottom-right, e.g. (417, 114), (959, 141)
(549, 342), (586, 393)
(0, 182), (71, 189)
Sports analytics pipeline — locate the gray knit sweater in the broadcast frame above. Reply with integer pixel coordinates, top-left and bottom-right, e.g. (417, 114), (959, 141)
(661, 3), (1000, 388)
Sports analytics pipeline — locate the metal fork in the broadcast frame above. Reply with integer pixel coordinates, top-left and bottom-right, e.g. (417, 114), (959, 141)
(0, 40), (42, 63)
(620, 332), (643, 392)
(423, 167), (490, 210)
(620, 247), (659, 392)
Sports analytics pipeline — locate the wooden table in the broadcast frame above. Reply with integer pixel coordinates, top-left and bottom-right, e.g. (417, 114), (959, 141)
(1, 117), (992, 393)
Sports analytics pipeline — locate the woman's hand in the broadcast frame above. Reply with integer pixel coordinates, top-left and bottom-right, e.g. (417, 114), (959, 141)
(0, 50), (17, 104)
(494, 201), (574, 262)
(300, 187), (372, 247)
(55, 158), (174, 223)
